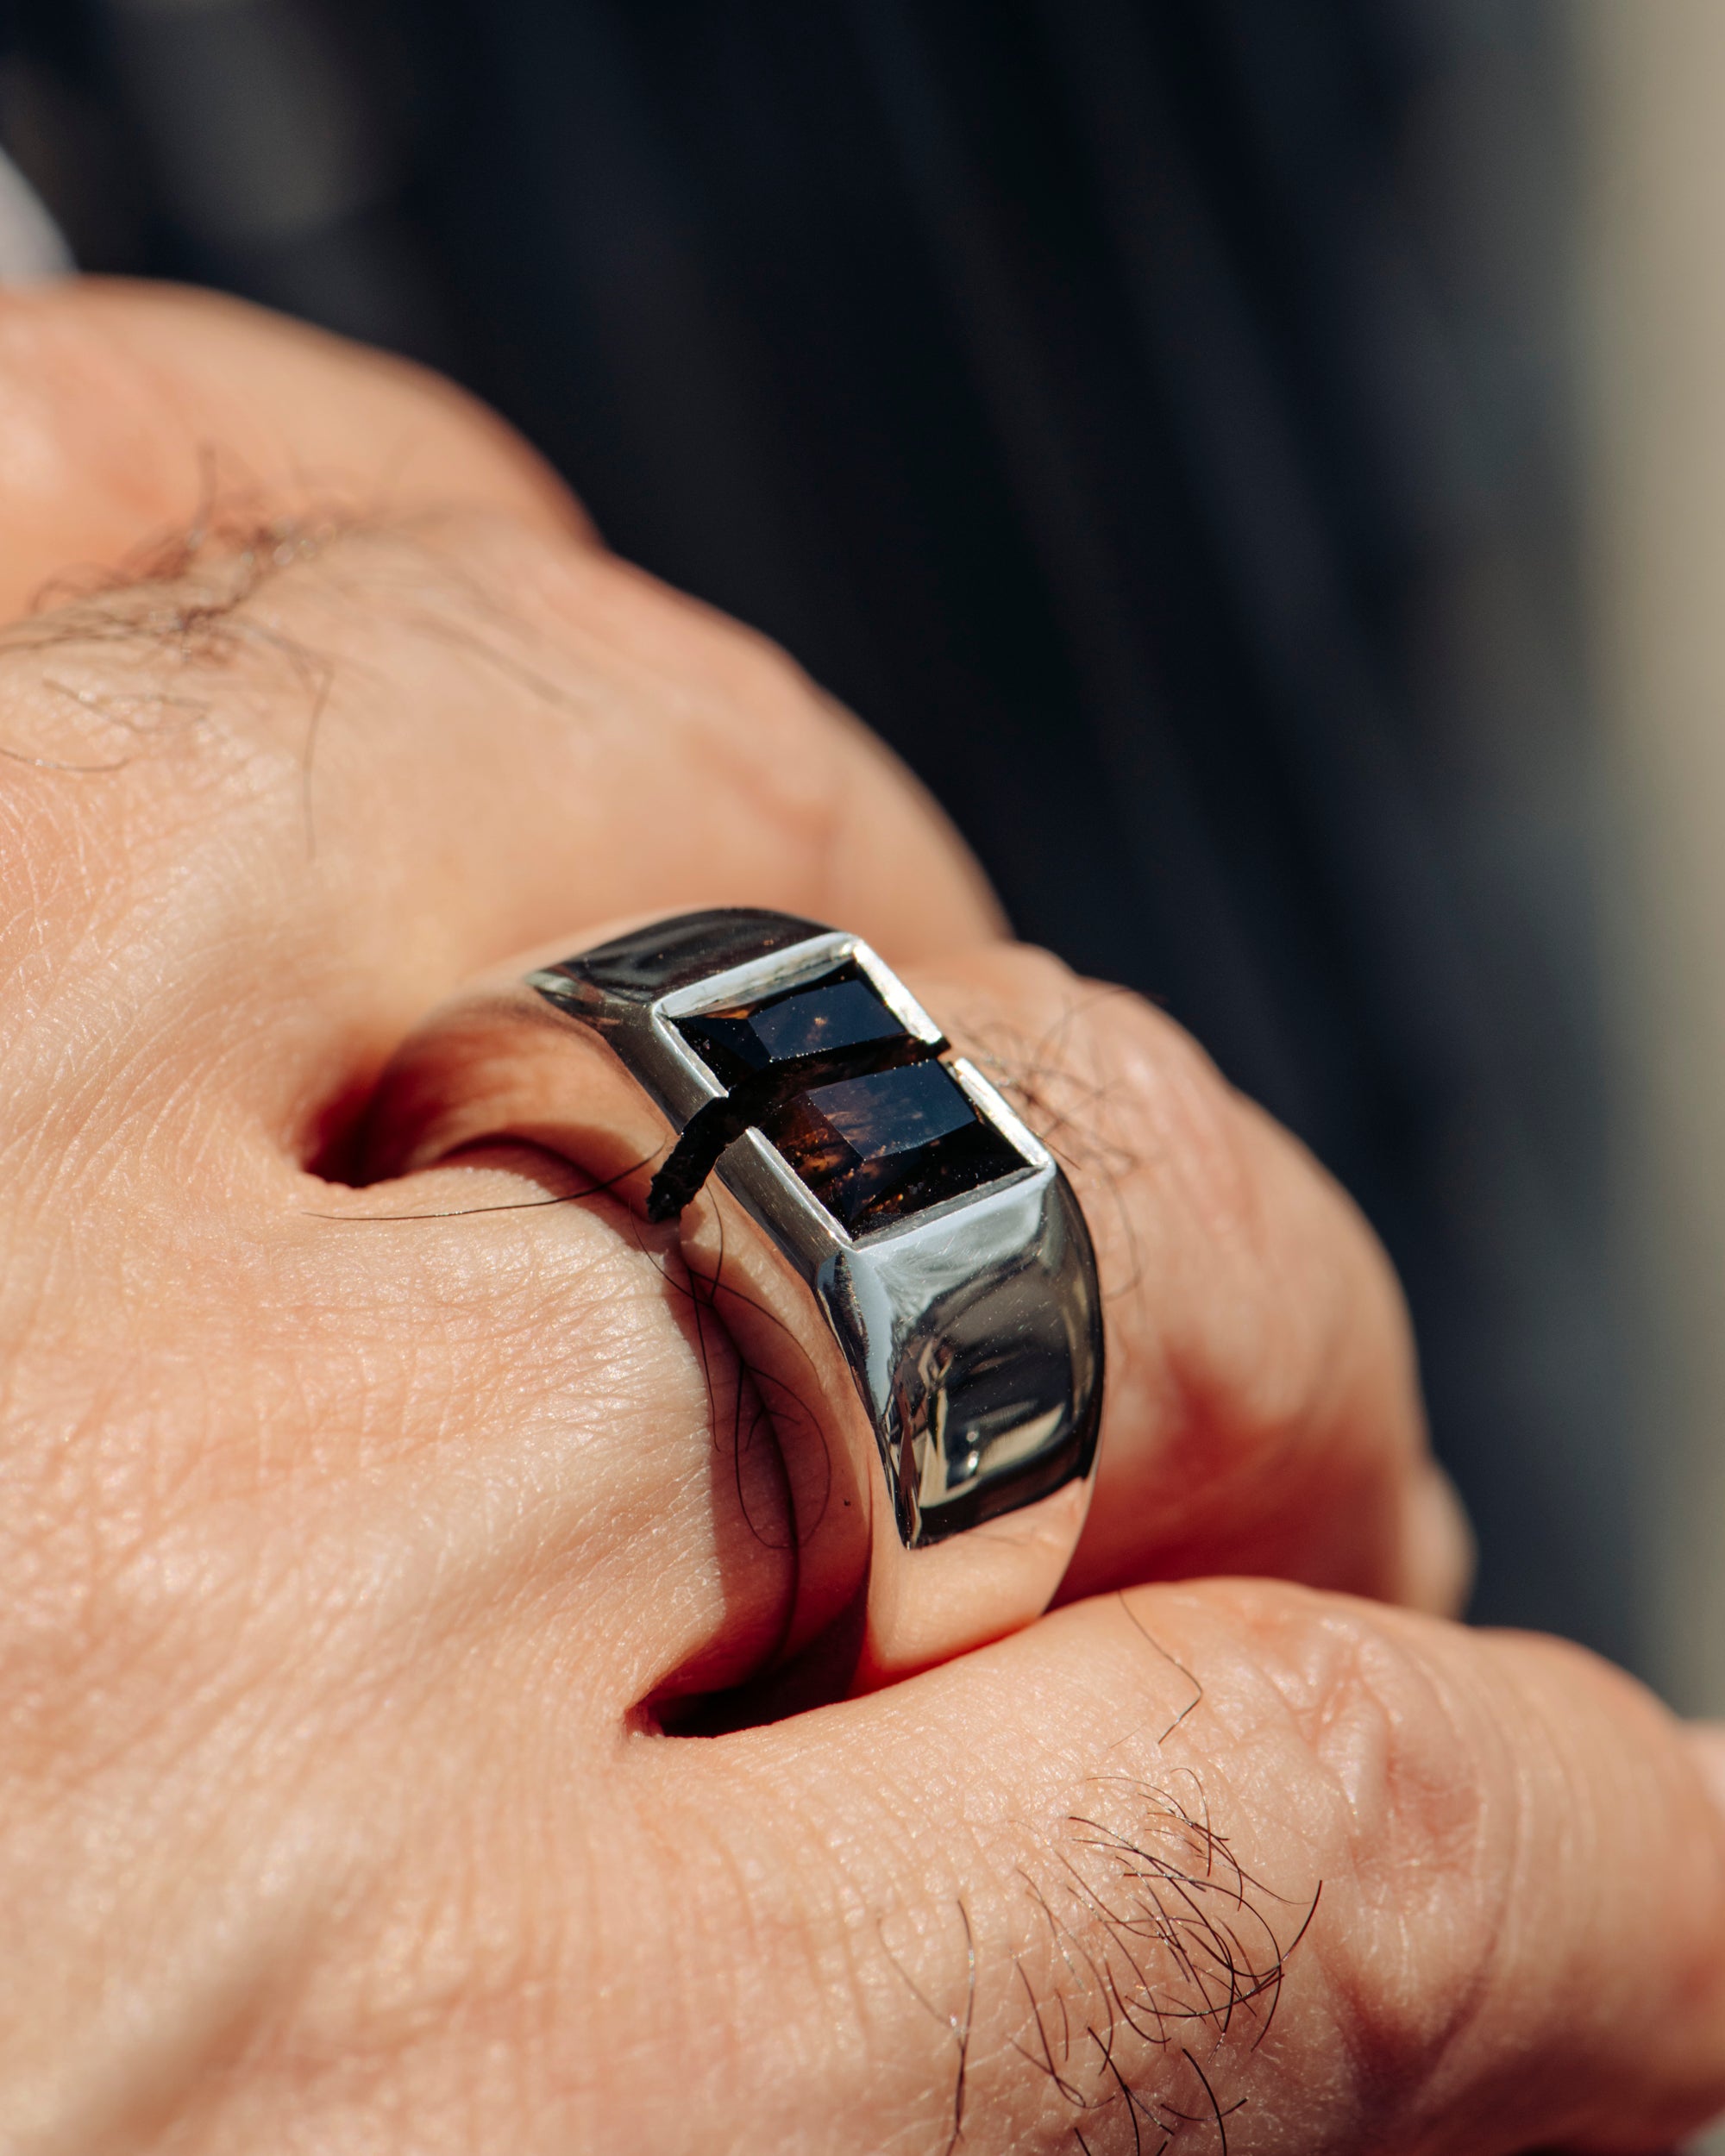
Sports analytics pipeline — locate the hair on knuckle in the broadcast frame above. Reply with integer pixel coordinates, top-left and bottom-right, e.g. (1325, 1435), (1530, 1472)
(0, 453), (588, 862)
(875, 1620), (1321, 2153)
(998, 1766), (1317, 2153)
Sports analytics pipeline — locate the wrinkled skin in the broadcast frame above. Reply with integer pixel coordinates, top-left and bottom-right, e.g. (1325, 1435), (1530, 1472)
(1, 280), (1723, 2156)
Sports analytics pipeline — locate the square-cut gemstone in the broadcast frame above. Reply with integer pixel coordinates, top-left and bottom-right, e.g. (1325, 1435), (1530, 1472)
(762, 1058), (1026, 1234)
(674, 960), (914, 1086)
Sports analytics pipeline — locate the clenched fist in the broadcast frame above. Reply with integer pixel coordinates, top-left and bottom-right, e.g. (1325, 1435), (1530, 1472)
(2, 280), (1722, 2155)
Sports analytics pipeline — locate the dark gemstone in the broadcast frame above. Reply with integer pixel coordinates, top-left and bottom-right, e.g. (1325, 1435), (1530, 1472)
(762, 1058), (1026, 1234)
(651, 955), (1022, 1232)
(674, 961), (914, 1087)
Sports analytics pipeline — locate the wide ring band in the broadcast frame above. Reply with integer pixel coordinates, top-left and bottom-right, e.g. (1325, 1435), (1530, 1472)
(379, 909), (1105, 1683)
(533, 909), (1104, 1545)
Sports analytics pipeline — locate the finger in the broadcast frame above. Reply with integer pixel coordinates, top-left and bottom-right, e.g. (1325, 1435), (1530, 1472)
(623, 1583), (1725, 2155)
(905, 942), (1471, 1614)
(0, 284), (1000, 1165)
(0, 1168), (808, 2143)
(285, 1146), (802, 1707)
(350, 926), (1454, 1707)
(356, 929), (1457, 1695)
(0, 277), (584, 617)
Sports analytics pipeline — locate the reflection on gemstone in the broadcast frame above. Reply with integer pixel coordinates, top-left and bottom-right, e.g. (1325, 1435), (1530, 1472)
(664, 957), (1029, 1234)
(763, 1059), (1026, 1234)
(675, 961), (912, 1087)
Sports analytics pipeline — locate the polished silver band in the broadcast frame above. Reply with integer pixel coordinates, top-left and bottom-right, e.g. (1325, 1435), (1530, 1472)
(526, 909), (1104, 1555)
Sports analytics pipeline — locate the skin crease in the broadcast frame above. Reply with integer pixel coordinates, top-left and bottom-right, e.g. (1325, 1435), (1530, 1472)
(0, 280), (1723, 2155)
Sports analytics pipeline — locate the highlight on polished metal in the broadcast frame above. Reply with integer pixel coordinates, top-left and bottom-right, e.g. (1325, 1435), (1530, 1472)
(527, 909), (1105, 1554)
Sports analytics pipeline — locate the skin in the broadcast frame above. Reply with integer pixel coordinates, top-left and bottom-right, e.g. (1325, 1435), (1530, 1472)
(1, 278), (1723, 2155)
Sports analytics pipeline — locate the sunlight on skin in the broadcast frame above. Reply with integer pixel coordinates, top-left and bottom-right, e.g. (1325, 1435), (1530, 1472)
(0, 279), (1721, 2155)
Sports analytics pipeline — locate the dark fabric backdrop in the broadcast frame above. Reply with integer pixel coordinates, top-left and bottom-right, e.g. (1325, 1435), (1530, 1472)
(0, 0), (1630, 1662)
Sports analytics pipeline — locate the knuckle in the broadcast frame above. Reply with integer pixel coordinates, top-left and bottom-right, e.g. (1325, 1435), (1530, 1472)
(941, 947), (1325, 1418)
(0, 284), (292, 592)
(0, 280), (571, 576)
(944, 943), (1260, 1236)
(505, 539), (966, 921)
(558, 548), (859, 827)
(1214, 1586), (1515, 2101)
(944, 945), (1417, 1495)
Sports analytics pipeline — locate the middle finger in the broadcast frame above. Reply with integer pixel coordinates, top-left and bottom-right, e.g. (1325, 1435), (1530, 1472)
(909, 942), (1472, 1617)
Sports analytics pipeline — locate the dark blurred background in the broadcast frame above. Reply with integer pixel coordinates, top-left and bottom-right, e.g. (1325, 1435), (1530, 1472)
(0, 1), (1623, 1663)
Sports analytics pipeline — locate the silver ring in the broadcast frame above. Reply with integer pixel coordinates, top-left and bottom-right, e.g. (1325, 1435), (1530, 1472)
(386, 908), (1105, 1682)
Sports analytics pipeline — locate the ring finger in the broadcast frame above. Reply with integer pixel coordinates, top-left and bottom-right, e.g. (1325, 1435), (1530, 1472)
(361, 923), (1469, 1711)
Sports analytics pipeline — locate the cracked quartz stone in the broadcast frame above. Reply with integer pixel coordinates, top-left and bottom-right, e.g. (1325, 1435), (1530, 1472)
(674, 960), (911, 1086)
(762, 1058), (1026, 1234)
(668, 958), (1026, 1235)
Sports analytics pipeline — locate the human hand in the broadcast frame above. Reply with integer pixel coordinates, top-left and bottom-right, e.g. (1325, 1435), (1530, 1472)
(2, 280), (1722, 2154)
